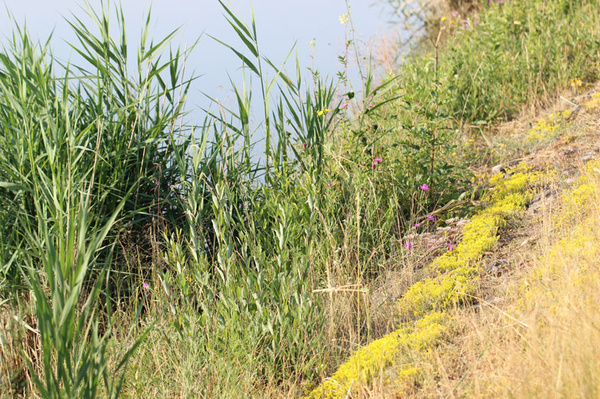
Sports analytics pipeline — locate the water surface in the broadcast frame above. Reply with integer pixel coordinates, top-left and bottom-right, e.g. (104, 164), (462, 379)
(1, 1), (404, 112)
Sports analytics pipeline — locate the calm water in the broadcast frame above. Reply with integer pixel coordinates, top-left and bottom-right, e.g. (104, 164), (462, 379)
(0, 0), (404, 119)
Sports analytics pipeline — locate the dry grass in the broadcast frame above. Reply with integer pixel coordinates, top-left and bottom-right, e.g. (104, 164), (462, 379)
(0, 298), (40, 399)
(368, 89), (600, 398)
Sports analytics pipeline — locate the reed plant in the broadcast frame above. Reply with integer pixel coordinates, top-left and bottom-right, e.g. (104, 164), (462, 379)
(0, 2), (190, 395)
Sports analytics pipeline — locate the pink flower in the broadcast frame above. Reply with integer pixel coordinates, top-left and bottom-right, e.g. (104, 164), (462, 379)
(373, 158), (383, 163)
(414, 223), (420, 228)
(448, 243), (454, 251)
(367, 104), (374, 109)
(404, 241), (413, 250)
(452, 10), (459, 16)
(302, 143), (307, 148)
(420, 184), (430, 191)
(326, 182), (335, 187)
(340, 103), (348, 109)
(143, 282), (150, 289)
(427, 215), (435, 221)
(372, 163), (377, 169)
(362, 162), (367, 166)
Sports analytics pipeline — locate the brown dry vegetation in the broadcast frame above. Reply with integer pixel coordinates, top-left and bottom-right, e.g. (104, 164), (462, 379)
(366, 86), (600, 398)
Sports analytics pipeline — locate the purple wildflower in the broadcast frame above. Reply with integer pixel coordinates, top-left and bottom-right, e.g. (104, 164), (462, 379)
(452, 10), (459, 16)
(414, 223), (421, 228)
(420, 183), (430, 191)
(373, 158), (383, 163)
(404, 241), (414, 250)
(448, 243), (454, 251)
(427, 215), (435, 221)
(143, 282), (150, 289)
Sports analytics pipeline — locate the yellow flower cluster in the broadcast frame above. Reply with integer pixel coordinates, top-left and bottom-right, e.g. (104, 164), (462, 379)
(584, 92), (600, 109)
(518, 161), (600, 314)
(554, 160), (600, 226)
(527, 110), (572, 142)
(570, 78), (583, 89)
(305, 313), (449, 398)
(338, 13), (350, 25)
(397, 267), (478, 317)
(399, 166), (541, 317)
(520, 222), (600, 312)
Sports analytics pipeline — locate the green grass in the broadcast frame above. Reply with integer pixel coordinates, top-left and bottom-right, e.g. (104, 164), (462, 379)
(401, 0), (600, 124)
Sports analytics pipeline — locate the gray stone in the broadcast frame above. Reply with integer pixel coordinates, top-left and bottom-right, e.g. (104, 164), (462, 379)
(492, 164), (506, 175)
(581, 153), (595, 162)
(560, 147), (577, 157)
(528, 190), (556, 213)
(486, 260), (509, 277)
